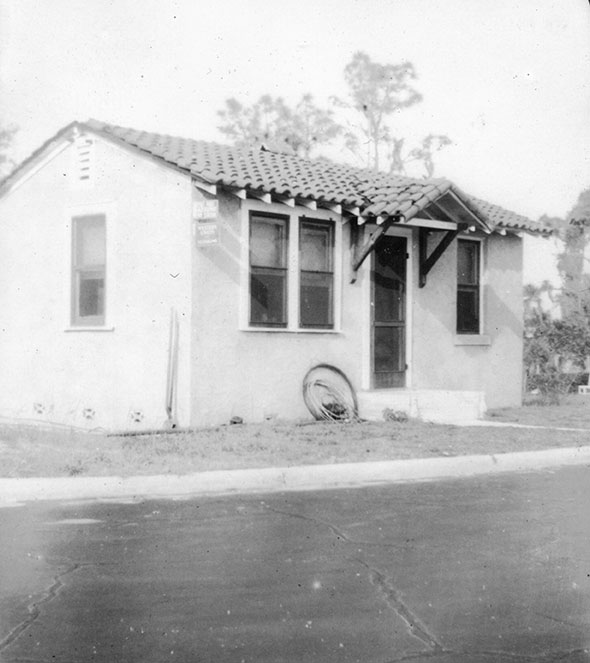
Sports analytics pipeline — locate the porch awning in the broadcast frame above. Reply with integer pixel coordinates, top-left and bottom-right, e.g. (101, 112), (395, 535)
(350, 181), (492, 285)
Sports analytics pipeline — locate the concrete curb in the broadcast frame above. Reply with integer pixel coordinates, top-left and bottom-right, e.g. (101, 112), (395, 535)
(2, 445), (590, 507)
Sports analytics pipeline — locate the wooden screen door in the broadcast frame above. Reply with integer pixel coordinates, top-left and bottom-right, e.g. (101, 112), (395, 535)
(372, 235), (407, 388)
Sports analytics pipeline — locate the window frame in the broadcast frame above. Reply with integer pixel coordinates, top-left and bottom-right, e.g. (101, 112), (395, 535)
(456, 238), (482, 335)
(242, 204), (341, 333)
(71, 214), (107, 327)
(299, 219), (335, 329)
(248, 212), (289, 328)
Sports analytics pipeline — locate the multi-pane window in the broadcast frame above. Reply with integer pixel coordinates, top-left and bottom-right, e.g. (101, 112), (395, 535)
(249, 214), (288, 327)
(299, 221), (334, 328)
(457, 239), (480, 333)
(72, 215), (106, 326)
(248, 213), (336, 330)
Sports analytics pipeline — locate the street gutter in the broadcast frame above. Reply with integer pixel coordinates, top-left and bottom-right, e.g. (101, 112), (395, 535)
(2, 445), (590, 507)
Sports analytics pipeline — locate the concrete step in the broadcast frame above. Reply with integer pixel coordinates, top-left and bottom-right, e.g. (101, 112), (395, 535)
(358, 389), (486, 424)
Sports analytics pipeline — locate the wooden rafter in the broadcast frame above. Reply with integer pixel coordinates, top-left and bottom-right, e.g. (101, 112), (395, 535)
(320, 202), (342, 215)
(298, 198), (317, 210)
(419, 225), (466, 288)
(274, 194), (295, 208)
(228, 187), (246, 200)
(249, 191), (271, 204)
(350, 215), (400, 283)
(193, 179), (217, 196)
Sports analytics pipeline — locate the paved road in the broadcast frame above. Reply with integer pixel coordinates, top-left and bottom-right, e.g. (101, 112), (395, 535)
(1, 466), (589, 662)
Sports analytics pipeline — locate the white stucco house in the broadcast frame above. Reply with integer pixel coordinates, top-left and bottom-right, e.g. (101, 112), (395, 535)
(0, 120), (548, 431)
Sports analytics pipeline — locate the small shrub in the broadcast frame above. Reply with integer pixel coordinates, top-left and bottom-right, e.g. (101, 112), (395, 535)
(64, 462), (85, 476)
(383, 408), (408, 423)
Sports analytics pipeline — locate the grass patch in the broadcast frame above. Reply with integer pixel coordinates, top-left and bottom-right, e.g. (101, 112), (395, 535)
(1, 412), (589, 479)
(487, 393), (590, 428)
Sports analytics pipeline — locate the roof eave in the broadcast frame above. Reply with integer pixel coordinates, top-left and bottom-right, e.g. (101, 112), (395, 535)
(0, 121), (82, 197)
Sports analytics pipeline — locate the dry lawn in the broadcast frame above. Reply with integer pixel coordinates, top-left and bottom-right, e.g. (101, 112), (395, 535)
(487, 393), (590, 428)
(1, 404), (589, 478)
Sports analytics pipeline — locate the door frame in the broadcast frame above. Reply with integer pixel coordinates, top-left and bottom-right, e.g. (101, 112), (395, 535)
(361, 225), (414, 390)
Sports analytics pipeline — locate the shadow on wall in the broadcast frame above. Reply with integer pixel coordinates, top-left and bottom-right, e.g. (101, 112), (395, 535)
(197, 195), (242, 285)
(485, 285), (522, 339)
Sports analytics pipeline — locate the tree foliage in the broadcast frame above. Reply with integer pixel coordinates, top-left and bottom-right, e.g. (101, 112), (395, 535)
(524, 313), (590, 399)
(333, 52), (422, 172)
(523, 190), (590, 399)
(0, 124), (18, 179)
(217, 94), (343, 159)
(405, 134), (453, 178)
(217, 52), (451, 176)
(555, 188), (590, 317)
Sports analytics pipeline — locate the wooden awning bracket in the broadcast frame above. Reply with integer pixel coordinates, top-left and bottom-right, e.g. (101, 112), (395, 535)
(419, 224), (466, 288)
(350, 215), (400, 283)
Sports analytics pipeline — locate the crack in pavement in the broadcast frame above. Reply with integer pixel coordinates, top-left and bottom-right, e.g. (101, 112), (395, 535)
(1, 659), (77, 663)
(384, 650), (540, 662)
(453, 652), (538, 661)
(262, 504), (406, 550)
(264, 504), (448, 657)
(0, 560), (85, 654)
(357, 559), (445, 654)
(533, 611), (584, 629)
(535, 648), (590, 662)
(259, 504), (590, 663)
(384, 645), (590, 662)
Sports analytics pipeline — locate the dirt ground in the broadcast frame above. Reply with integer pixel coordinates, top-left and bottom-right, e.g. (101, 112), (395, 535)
(1, 395), (589, 478)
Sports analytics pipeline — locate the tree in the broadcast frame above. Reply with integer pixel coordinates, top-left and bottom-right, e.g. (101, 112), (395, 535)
(217, 94), (343, 159)
(0, 124), (18, 179)
(524, 280), (554, 329)
(523, 189), (590, 399)
(551, 189), (590, 317)
(217, 52), (450, 176)
(524, 313), (590, 399)
(405, 134), (453, 178)
(333, 52), (422, 172)
(333, 51), (451, 176)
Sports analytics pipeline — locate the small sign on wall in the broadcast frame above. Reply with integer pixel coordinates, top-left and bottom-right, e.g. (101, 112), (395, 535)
(196, 222), (219, 246)
(193, 199), (219, 221)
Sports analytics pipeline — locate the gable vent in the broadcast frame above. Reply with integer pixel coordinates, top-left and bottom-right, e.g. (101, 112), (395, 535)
(71, 133), (95, 187)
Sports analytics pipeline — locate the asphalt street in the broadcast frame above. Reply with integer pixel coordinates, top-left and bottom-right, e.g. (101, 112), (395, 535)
(1, 466), (589, 662)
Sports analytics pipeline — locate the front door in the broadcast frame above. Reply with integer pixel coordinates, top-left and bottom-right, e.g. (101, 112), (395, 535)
(372, 235), (407, 388)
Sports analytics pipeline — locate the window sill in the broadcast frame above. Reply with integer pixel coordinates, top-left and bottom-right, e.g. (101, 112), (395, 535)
(240, 326), (341, 335)
(454, 334), (491, 346)
(64, 326), (115, 332)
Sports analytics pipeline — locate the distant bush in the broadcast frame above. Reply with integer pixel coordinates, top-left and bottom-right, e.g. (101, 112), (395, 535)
(524, 314), (590, 402)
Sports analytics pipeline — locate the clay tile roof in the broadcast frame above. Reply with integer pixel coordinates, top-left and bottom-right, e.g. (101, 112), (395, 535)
(468, 197), (550, 235)
(1, 118), (545, 235)
(86, 119), (364, 207)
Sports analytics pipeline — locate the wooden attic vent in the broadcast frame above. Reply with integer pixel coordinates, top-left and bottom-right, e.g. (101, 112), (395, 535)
(72, 134), (94, 186)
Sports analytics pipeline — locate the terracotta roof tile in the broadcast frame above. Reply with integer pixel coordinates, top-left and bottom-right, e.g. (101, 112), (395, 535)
(2, 119), (545, 235)
(469, 197), (549, 234)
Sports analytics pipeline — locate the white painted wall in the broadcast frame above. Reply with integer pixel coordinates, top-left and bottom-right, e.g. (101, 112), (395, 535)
(190, 200), (526, 425)
(189, 196), (365, 426)
(0, 133), (527, 430)
(0, 134), (193, 430)
(410, 231), (523, 409)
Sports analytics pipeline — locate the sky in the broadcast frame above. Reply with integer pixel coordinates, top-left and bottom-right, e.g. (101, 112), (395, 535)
(1, 0), (589, 221)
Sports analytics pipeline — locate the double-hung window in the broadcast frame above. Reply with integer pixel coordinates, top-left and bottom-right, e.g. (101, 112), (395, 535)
(248, 212), (336, 330)
(72, 215), (106, 326)
(249, 214), (288, 327)
(456, 239), (480, 334)
(299, 220), (334, 328)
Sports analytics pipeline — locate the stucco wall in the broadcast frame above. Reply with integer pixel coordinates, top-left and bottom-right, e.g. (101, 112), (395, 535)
(0, 136), (192, 430)
(190, 200), (524, 426)
(1, 136), (524, 430)
(411, 230), (523, 409)
(190, 195), (366, 426)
